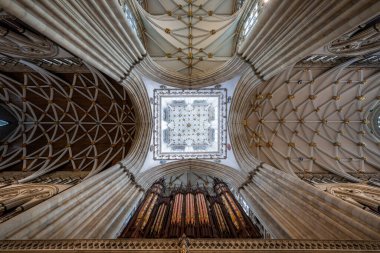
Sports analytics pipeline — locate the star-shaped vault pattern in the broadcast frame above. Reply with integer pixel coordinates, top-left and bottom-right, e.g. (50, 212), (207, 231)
(154, 89), (227, 160)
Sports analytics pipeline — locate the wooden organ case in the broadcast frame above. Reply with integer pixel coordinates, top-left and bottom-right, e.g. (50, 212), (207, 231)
(120, 178), (261, 239)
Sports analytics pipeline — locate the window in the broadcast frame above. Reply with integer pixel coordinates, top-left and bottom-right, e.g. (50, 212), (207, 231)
(123, 3), (142, 40)
(238, 3), (260, 46)
(235, 0), (246, 11)
(368, 102), (380, 139)
(0, 120), (9, 127)
(153, 88), (227, 160)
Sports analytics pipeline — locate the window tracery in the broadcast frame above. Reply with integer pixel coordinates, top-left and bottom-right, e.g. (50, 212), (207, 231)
(237, 1), (263, 47)
(327, 15), (380, 55)
(123, 3), (143, 41)
(0, 14), (68, 59)
(317, 183), (380, 216)
(0, 184), (69, 223)
(367, 101), (380, 140)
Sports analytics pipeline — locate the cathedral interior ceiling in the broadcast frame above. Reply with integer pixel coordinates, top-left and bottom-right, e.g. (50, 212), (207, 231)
(239, 14), (380, 182)
(153, 88), (227, 160)
(244, 62), (380, 181)
(226, 13), (380, 181)
(0, 0), (379, 244)
(134, 0), (247, 78)
(0, 63), (136, 182)
(0, 14), (137, 182)
(0, 1), (379, 185)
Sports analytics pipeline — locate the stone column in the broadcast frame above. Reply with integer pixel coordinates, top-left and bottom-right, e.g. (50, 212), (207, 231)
(239, 0), (380, 80)
(230, 0), (380, 176)
(239, 164), (380, 240)
(0, 164), (145, 239)
(0, 0), (146, 82)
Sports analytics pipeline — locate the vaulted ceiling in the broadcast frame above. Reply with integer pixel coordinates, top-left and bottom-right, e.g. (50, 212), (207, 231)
(133, 0), (248, 77)
(244, 61), (380, 182)
(0, 14), (137, 182)
(0, 65), (136, 180)
(242, 14), (380, 182)
(0, 0), (379, 186)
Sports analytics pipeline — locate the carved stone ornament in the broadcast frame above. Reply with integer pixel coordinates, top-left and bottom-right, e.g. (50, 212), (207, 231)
(327, 16), (380, 55)
(0, 184), (68, 223)
(0, 239), (378, 252)
(318, 183), (380, 214)
(0, 24), (59, 59)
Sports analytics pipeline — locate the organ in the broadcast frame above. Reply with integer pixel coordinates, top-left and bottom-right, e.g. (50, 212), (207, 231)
(120, 178), (261, 238)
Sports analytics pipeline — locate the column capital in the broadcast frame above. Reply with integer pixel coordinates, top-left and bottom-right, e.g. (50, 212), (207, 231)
(117, 162), (139, 186)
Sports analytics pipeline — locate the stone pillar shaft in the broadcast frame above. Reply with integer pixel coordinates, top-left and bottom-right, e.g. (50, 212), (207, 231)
(0, 164), (144, 239)
(240, 165), (380, 240)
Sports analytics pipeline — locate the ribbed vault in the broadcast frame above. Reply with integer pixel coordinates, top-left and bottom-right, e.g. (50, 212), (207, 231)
(0, 63), (136, 181)
(244, 62), (380, 182)
(0, 0), (379, 242)
(229, 0), (380, 175)
(0, 9), (153, 182)
(129, 0), (255, 87)
(135, 0), (244, 77)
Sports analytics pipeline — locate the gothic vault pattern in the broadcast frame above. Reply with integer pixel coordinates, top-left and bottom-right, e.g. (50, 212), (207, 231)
(0, 62), (136, 182)
(133, 0), (249, 76)
(164, 99), (216, 146)
(0, 0), (379, 244)
(244, 61), (380, 181)
(154, 89), (226, 160)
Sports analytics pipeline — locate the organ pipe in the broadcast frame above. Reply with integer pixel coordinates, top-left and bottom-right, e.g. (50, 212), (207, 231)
(120, 178), (261, 238)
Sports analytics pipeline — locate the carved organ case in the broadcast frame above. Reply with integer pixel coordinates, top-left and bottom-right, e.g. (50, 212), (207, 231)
(120, 178), (261, 238)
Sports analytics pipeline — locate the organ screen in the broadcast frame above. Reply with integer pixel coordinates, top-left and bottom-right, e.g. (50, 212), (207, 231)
(120, 178), (261, 238)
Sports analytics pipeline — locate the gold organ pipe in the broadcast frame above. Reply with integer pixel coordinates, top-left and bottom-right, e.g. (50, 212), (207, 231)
(221, 195), (240, 230)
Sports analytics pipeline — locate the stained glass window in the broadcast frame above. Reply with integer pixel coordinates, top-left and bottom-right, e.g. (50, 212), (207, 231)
(238, 3), (260, 46)
(368, 102), (380, 139)
(123, 3), (142, 41)
(0, 120), (9, 127)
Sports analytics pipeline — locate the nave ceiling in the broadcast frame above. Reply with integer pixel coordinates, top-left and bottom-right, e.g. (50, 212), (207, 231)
(129, 0), (256, 80)
(0, 13), (140, 182)
(0, 0), (380, 244)
(0, 0), (379, 186)
(230, 13), (380, 183)
(244, 61), (380, 182)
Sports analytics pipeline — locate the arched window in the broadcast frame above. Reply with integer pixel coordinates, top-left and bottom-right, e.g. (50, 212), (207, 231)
(367, 102), (380, 139)
(0, 119), (9, 126)
(0, 104), (17, 141)
(123, 3), (142, 41)
(238, 2), (261, 47)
